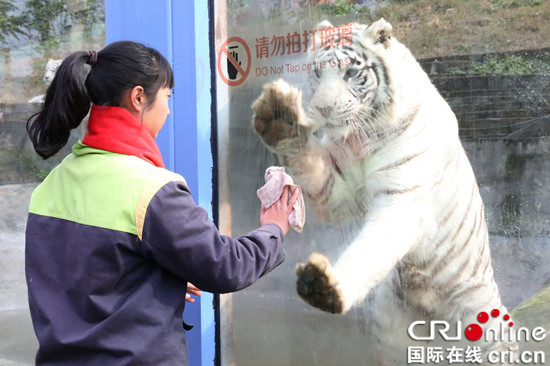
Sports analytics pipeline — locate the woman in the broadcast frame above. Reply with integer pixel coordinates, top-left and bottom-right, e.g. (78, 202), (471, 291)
(25, 41), (298, 365)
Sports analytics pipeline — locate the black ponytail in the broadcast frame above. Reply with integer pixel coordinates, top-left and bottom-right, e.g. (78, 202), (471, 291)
(27, 41), (175, 159)
(27, 51), (91, 159)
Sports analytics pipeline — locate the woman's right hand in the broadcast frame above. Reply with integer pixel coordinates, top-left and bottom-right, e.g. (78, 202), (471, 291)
(260, 185), (300, 235)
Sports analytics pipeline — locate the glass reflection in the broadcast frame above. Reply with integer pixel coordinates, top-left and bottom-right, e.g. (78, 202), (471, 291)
(217, 1), (550, 365)
(0, 1), (105, 363)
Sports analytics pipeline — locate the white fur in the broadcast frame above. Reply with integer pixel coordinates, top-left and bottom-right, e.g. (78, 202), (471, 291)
(253, 19), (517, 364)
(28, 59), (62, 103)
(43, 58), (62, 84)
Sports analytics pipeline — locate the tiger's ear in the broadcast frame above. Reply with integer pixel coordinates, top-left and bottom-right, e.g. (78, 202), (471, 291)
(365, 18), (393, 48)
(309, 20), (335, 53)
(317, 20), (334, 30)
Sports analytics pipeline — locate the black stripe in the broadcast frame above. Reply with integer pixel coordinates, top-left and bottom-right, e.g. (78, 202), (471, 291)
(439, 255), (472, 298)
(436, 186), (476, 263)
(447, 282), (484, 303)
(466, 199), (489, 278)
(428, 184), (477, 273)
(368, 106), (421, 156)
(391, 105), (420, 139)
(454, 255), (471, 280)
(379, 184), (422, 197)
(377, 56), (391, 100)
(456, 203), (480, 253)
(315, 172), (336, 204)
(370, 63), (380, 87)
(474, 204), (484, 238)
(431, 245), (460, 278)
(476, 201), (487, 236)
(450, 183), (477, 242)
(470, 249), (488, 278)
(416, 174), (467, 271)
(376, 150), (426, 172)
(480, 254), (491, 278)
(414, 229), (452, 270)
(434, 151), (464, 226)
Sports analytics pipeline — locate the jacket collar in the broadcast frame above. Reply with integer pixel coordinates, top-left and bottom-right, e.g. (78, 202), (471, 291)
(82, 105), (165, 168)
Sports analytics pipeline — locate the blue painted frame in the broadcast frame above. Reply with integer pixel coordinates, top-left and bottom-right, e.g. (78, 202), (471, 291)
(105, 1), (216, 365)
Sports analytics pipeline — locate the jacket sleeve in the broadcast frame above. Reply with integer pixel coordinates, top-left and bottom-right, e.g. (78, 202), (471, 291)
(139, 180), (286, 293)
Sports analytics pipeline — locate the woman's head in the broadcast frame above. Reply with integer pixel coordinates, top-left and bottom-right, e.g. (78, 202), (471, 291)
(85, 41), (174, 108)
(27, 41), (174, 159)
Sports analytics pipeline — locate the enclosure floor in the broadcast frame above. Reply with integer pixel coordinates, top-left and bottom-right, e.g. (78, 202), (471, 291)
(231, 290), (550, 366)
(0, 183), (39, 365)
(0, 309), (37, 365)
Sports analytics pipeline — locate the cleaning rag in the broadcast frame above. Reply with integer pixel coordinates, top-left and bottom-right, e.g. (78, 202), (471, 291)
(257, 166), (305, 233)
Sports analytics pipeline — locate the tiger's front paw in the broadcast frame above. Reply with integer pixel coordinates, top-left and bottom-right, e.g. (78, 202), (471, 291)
(251, 79), (310, 154)
(296, 252), (345, 314)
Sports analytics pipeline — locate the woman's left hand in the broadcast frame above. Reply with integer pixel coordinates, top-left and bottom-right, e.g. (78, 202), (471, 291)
(186, 283), (202, 303)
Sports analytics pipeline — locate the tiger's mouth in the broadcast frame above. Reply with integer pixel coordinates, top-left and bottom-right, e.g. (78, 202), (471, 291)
(321, 120), (356, 141)
(306, 104), (359, 140)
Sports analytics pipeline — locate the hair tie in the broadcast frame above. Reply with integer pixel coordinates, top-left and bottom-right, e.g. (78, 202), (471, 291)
(87, 50), (98, 66)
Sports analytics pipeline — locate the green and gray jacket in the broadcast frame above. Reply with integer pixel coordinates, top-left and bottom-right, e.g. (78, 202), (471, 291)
(26, 108), (285, 366)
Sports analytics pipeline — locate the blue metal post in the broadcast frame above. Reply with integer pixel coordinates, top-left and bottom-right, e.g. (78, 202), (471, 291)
(105, 1), (215, 365)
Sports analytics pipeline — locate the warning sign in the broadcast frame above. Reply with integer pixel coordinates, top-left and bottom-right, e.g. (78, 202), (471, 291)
(217, 37), (251, 86)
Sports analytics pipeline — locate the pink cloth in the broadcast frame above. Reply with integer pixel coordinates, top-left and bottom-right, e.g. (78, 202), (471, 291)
(257, 166), (305, 233)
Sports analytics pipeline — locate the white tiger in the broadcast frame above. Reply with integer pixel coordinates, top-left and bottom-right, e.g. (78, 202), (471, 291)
(28, 58), (62, 104)
(252, 19), (518, 364)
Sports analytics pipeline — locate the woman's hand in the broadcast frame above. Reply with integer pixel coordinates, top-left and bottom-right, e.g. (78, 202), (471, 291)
(260, 185), (300, 235)
(186, 283), (202, 303)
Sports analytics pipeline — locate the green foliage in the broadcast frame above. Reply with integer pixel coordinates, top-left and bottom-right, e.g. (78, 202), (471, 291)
(36, 169), (50, 181)
(446, 54), (550, 75)
(70, 0), (105, 37)
(0, 0), (103, 48)
(456, 44), (472, 54)
(21, 0), (67, 43)
(0, 0), (26, 44)
(318, 1), (365, 16)
(473, 55), (531, 75)
(489, 0), (542, 8)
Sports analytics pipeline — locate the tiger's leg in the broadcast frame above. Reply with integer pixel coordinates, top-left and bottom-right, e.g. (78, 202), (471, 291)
(252, 80), (357, 222)
(297, 199), (424, 314)
(252, 79), (338, 199)
(252, 79), (311, 156)
(296, 252), (345, 313)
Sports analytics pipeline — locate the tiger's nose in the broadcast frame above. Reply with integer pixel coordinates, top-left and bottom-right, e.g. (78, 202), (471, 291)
(317, 106), (332, 118)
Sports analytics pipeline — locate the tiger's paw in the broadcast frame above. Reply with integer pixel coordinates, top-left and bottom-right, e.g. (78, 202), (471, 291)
(296, 252), (345, 314)
(251, 79), (310, 154)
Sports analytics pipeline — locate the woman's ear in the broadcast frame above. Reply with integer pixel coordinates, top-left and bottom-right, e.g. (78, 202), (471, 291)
(128, 85), (146, 113)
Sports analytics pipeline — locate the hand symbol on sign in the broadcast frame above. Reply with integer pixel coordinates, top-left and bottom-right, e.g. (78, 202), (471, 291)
(227, 47), (241, 80)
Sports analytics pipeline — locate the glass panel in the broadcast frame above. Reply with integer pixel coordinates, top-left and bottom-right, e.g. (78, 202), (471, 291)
(214, 1), (550, 365)
(0, 0), (105, 363)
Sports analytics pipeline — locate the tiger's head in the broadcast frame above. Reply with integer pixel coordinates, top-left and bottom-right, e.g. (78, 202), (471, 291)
(43, 58), (62, 85)
(307, 19), (397, 142)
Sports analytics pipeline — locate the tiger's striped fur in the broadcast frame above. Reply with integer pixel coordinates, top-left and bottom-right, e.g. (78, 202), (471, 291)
(252, 19), (518, 364)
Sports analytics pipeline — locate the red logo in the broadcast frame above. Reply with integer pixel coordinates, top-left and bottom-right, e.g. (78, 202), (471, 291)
(464, 309), (513, 341)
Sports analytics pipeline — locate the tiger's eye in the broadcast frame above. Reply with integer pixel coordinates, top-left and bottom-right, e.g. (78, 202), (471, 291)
(345, 68), (359, 78)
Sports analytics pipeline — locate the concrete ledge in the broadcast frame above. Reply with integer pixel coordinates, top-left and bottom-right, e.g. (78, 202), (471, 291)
(0, 309), (38, 365)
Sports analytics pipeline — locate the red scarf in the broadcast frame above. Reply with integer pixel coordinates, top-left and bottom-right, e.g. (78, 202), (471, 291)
(82, 106), (165, 168)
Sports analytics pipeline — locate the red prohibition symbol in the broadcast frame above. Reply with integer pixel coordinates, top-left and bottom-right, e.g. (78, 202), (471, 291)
(217, 37), (251, 86)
